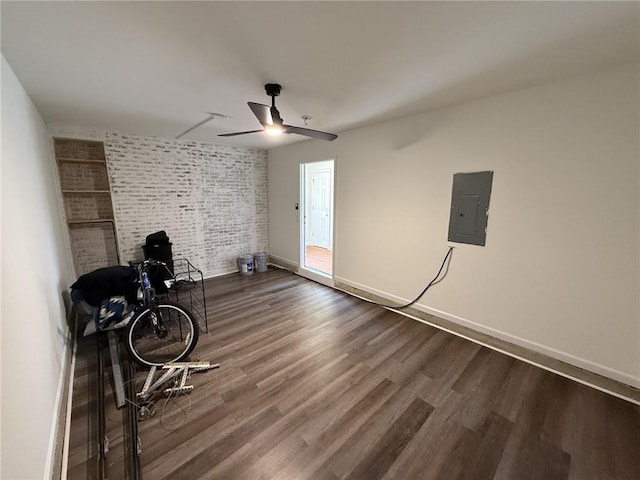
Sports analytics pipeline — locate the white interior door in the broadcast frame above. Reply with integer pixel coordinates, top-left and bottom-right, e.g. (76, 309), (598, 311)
(309, 167), (332, 249)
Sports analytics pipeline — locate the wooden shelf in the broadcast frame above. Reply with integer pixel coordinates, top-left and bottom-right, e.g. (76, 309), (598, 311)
(57, 157), (106, 165)
(68, 219), (115, 225)
(62, 190), (111, 194)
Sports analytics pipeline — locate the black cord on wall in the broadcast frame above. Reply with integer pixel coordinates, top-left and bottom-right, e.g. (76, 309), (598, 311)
(364, 246), (454, 310)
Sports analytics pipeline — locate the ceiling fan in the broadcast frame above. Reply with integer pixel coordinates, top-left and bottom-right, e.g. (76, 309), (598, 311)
(219, 83), (338, 141)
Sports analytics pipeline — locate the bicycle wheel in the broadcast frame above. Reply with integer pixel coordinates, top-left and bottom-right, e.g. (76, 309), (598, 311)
(126, 301), (199, 368)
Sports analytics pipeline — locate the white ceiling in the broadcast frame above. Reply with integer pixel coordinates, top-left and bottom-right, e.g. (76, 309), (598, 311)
(2, 1), (639, 149)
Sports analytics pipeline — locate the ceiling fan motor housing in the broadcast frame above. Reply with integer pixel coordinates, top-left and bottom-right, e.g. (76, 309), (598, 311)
(265, 83), (281, 97)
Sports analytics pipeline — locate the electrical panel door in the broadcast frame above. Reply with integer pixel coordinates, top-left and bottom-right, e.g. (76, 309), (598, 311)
(448, 171), (493, 246)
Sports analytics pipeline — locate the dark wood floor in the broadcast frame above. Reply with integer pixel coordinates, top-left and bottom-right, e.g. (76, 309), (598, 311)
(68, 267), (640, 480)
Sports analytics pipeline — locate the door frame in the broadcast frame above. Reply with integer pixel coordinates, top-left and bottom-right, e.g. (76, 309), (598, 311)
(299, 159), (335, 287)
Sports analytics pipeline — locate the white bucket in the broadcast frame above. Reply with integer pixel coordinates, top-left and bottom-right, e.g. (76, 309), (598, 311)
(237, 254), (254, 275)
(253, 252), (268, 273)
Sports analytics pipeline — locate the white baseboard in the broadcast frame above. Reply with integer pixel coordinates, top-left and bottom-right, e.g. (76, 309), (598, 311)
(334, 275), (640, 392)
(203, 267), (241, 280)
(59, 334), (78, 479)
(44, 325), (72, 479)
(268, 254), (299, 273)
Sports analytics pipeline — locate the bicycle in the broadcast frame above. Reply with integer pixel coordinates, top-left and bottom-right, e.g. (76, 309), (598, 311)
(73, 259), (200, 368)
(124, 259), (200, 368)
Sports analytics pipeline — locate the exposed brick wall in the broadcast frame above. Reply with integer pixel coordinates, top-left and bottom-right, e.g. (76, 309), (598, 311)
(103, 133), (268, 277)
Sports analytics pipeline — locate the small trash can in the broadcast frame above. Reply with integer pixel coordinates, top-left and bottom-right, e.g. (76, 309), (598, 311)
(253, 252), (268, 273)
(236, 254), (254, 275)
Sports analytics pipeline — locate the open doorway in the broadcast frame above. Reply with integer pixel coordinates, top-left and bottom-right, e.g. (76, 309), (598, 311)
(300, 160), (334, 279)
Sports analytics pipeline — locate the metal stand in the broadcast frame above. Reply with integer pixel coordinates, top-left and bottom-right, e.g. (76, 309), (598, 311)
(165, 258), (209, 332)
(96, 334), (107, 480)
(136, 362), (219, 409)
(123, 354), (142, 480)
(107, 331), (126, 408)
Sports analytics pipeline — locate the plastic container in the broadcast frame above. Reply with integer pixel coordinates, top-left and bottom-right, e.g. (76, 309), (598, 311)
(253, 252), (268, 273)
(236, 254), (254, 275)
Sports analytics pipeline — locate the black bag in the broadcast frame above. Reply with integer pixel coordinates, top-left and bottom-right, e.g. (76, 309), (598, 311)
(142, 231), (173, 294)
(145, 230), (170, 245)
(70, 266), (138, 307)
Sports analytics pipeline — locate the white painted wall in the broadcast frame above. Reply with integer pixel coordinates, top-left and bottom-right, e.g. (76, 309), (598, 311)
(268, 63), (640, 387)
(1, 56), (74, 479)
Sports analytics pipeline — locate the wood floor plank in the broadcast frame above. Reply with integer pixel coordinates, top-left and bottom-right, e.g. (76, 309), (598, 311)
(272, 353), (360, 413)
(240, 365), (374, 460)
(157, 406), (283, 480)
(295, 367), (390, 447)
(195, 441), (260, 480)
(317, 373), (432, 479)
(255, 341), (351, 392)
(541, 379), (640, 480)
(452, 347), (516, 431)
(427, 423), (479, 480)
(420, 331), (476, 379)
(312, 378), (399, 448)
(494, 425), (571, 480)
(418, 338), (481, 408)
(491, 360), (545, 423)
(460, 412), (514, 479)
(382, 390), (469, 479)
(344, 397), (434, 480)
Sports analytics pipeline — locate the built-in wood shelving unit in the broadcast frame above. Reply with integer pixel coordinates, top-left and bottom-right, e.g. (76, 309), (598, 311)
(67, 219), (116, 225)
(62, 190), (111, 194)
(54, 138), (120, 275)
(57, 157), (107, 165)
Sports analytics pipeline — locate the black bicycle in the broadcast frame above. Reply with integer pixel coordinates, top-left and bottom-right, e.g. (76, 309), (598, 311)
(124, 260), (199, 368)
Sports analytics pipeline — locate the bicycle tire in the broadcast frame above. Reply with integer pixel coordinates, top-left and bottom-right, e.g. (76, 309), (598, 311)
(126, 301), (199, 368)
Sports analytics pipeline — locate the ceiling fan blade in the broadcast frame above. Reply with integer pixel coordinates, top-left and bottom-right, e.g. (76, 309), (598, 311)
(218, 129), (264, 137)
(284, 125), (338, 141)
(248, 102), (272, 126)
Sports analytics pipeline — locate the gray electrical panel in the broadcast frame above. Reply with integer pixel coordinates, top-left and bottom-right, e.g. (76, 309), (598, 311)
(448, 171), (493, 246)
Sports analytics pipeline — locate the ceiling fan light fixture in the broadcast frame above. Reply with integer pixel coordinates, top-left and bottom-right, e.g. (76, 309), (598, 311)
(265, 124), (283, 136)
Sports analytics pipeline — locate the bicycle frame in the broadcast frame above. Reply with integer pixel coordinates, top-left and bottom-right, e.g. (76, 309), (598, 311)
(135, 260), (171, 338)
(139, 268), (156, 307)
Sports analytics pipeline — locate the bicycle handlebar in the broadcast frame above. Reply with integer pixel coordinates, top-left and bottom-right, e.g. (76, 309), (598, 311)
(136, 260), (174, 284)
(129, 259), (167, 269)
(141, 259), (166, 267)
